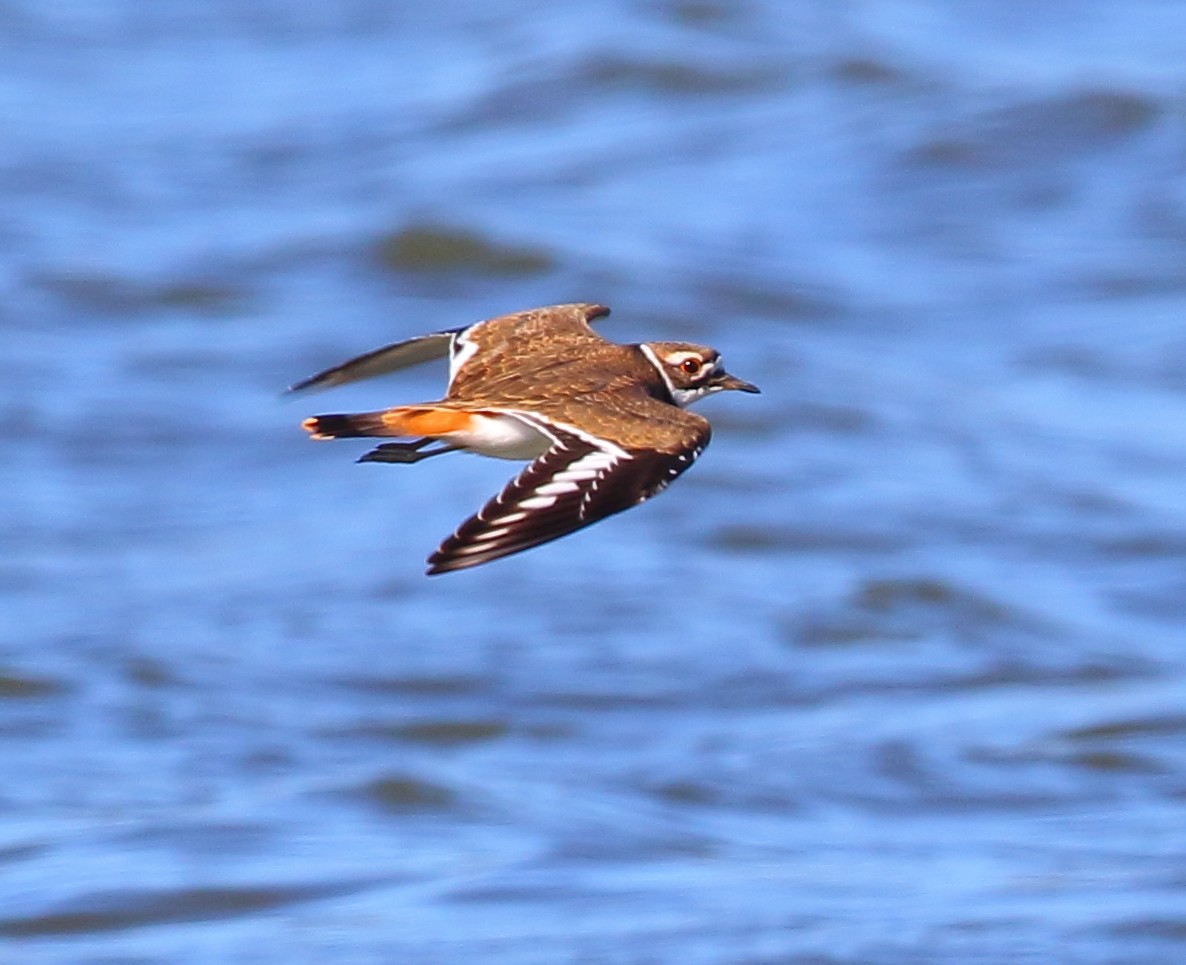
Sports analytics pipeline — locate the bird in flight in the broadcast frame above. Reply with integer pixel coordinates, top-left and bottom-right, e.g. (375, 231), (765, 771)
(293, 303), (759, 574)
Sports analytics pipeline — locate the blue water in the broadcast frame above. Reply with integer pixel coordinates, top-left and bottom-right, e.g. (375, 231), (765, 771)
(3, 2), (1186, 962)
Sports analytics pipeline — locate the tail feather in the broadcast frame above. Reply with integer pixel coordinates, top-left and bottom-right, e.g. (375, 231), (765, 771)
(302, 411), (399, 440)
(302, 405), (475, 441)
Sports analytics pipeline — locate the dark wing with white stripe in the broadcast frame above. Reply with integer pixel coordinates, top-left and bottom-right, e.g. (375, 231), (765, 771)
(426, 415), (709, 575)
(287, 328), (463, 394)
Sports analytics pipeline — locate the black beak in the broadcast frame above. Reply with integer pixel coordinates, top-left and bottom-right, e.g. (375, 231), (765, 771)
(712, 371), (761, 394)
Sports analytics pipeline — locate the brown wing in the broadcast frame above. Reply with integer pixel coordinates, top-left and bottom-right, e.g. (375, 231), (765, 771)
(426, 407), (709, 575)
(290, 302), (611, 396)
(445, 303), (611, 398)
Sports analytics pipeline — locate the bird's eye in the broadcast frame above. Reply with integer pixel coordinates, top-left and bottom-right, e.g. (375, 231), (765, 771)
(680, 358), (702, 375)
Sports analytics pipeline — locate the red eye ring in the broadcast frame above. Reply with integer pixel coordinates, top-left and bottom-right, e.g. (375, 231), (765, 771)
(680, 358), (702, 375)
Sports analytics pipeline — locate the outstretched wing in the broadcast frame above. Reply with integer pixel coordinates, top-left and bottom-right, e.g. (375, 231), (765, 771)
(443, 303), (611, 398)
(426, 412), (709, 575)
(287, 329), (463, 394)
(288, 303), (611, 395)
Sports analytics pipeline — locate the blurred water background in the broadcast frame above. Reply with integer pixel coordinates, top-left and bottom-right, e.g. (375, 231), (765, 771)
(3, 1), (1186, 962)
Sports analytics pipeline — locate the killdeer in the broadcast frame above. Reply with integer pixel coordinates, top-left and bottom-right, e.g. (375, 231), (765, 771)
(293, 303), (758, 574)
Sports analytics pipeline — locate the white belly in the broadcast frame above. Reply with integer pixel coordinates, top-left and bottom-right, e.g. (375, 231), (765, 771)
(457, 413), (551, 460)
